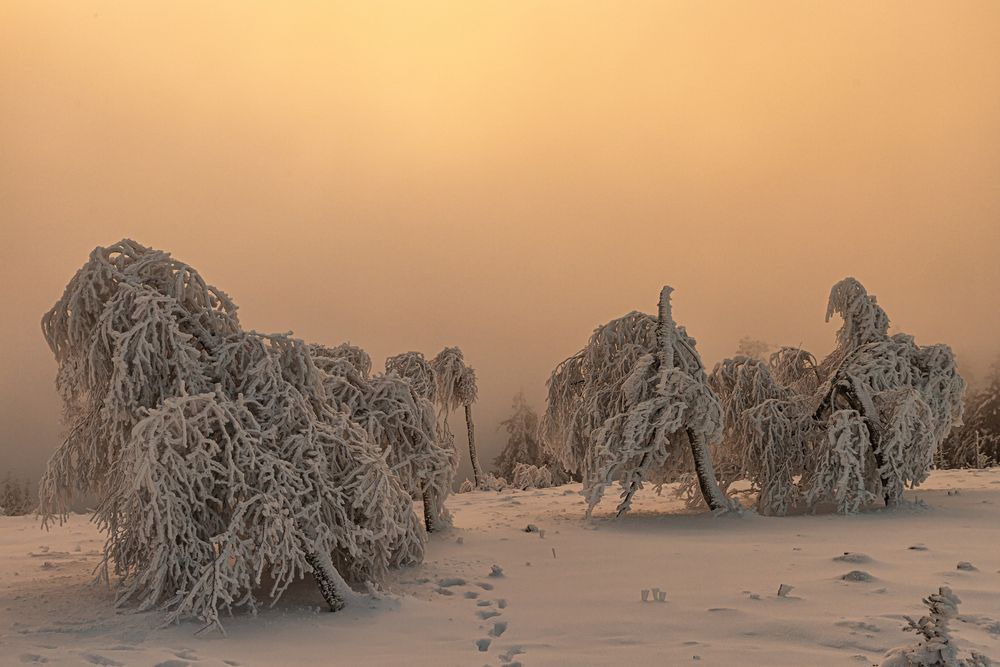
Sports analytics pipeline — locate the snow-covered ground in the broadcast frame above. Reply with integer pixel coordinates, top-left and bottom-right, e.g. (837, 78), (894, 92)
(2, 468), (998, 667)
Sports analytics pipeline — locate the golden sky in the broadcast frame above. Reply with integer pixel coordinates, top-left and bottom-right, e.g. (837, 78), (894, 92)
(2, 1), (999, 481)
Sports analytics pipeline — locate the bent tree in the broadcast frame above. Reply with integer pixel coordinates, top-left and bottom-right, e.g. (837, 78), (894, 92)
(39, 240), (426, 630)
(543, 286), (732, 517)
(384, 350), (455, 532)
(710, 278), (966, 515)
(432, 347), (483, 488)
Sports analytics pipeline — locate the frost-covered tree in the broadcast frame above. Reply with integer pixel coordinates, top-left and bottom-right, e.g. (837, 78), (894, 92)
(494, 392), (567, 485)
(39, 240), (426, 630)
(510, 462), (554, 490)
(431, 347), (483, 488)
(312, 345), (454, 534)
(708, 355), (810, 515)
(0, 474), (32, 516)
(735, 336), (771, 361)
(379, 350), (456, 532)
(543, 286), (733, 517)
(941, 360), (1000, 468)
(710, 278), (966, 515)
(881, 587), (993, 667)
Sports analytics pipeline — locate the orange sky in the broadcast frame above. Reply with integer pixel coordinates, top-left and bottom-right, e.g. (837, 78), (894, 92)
(2, 1), (999, 483)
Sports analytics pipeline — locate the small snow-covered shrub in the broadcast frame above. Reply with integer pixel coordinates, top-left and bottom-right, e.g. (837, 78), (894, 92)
(510, 463), (554, 490)
(482, 472), (509, 492)
(710, 278), (966, 515)
(880, 587), (993, 666)
(39, 240), (427, 630)
(543, 286), (733, 517)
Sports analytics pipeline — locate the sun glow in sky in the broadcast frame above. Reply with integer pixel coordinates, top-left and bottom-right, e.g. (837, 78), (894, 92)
(2, 1), (999, 481)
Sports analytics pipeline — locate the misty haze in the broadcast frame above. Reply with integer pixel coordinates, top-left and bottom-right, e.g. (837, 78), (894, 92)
(1, 2), (999, 666)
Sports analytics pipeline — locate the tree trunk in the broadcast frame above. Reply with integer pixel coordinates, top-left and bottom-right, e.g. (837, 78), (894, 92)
(687, 428), (729, 511)
(422, 490), (435, 533)
(615, 451), (652, 518)
(465, 404), (483, 488)
(305, 550), (345, 612)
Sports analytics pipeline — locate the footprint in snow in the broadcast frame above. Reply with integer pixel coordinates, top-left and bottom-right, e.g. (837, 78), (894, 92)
(81, 654), (123, 667)
(500, 647), (525, 662)
(490, 621), (508, 637)
(438, 577), (467, 587)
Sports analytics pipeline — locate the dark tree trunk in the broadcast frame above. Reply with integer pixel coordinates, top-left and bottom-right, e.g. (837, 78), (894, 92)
(616, 452), (652, 518)
(465, 404), (483, 488)
(305, 551), (345, 612)
(687, 428), (729, 511)
(422, 490), (435, 533)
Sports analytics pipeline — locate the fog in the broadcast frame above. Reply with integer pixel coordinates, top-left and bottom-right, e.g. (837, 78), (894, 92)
(2, 1), (999, 485)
